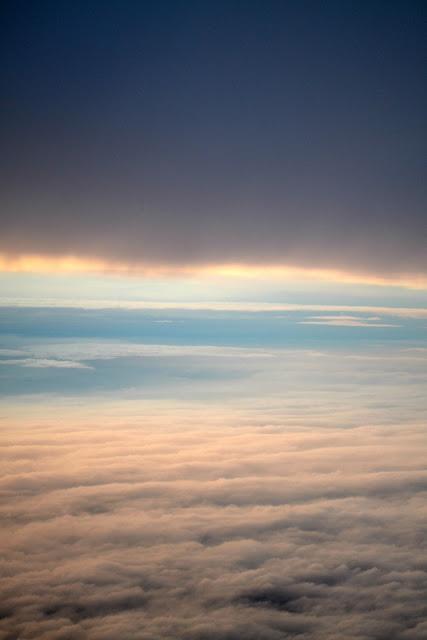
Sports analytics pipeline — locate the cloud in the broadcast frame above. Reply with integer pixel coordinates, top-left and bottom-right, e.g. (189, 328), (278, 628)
(0, 358), (94, 369)
(1, 299), (426, 318)
(299, 315), (400, 328)
(1, 255), (427, 291)
(1, 410), (426, 640)
(24, 342), (274, 361)
(1, 2), (426, 285)
(0, 348), (27, 357)
(1, 336), (426, 431)
(0, 343), (275, 384)
(0, 311), (425, 638)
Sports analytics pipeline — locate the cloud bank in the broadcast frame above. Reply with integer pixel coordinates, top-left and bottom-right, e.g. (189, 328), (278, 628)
(1, 2), (426, 281)
(1, 411), (426, 640)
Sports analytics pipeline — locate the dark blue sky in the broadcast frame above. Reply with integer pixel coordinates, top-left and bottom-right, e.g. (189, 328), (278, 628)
(1, 1), (426, 275)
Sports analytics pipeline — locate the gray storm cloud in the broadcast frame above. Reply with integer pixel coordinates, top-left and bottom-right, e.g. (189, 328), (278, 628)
(1, 188), (426, 277)
(1, 1), (426, 278)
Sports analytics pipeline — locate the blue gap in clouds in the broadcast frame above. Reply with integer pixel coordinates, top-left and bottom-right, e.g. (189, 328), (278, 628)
(0, 307), (424, 349)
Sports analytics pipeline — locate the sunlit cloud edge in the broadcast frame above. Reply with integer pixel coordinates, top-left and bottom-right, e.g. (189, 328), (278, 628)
(1, 253), (426, 290)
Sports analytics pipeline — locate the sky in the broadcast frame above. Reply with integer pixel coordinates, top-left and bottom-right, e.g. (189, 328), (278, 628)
(1, 2), (427, 639)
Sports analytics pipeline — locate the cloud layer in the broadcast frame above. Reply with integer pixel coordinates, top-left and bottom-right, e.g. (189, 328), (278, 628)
(1, 2), (426, 279)
(1, 409), (426, 639)
(0, 298), (426, 638)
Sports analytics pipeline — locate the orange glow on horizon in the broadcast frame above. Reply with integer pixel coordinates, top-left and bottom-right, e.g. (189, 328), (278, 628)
(0, 253), (426, 289)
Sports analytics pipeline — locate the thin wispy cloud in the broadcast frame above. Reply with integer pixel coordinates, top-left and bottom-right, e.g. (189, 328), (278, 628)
(299, 315), (400, 328)
(0, 358), (94, 369)
(1, 298), (427, 317)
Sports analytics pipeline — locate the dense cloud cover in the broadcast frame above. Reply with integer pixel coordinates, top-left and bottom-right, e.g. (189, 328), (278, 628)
(1, 411), (426, 639)
(1, 303), (426, 638)
(1, 1), (426, 276)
